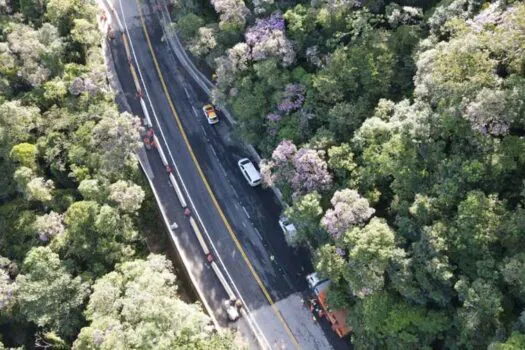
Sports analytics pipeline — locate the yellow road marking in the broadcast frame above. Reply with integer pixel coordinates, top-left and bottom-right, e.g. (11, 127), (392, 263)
(134, 3), (300, 348)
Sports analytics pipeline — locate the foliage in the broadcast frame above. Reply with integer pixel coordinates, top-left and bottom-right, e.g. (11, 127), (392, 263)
(15, 247), (89, 338)
(0, 3), (233, 348)
(321, 189), (375, 238)
(179, 0), (525, 347)
(73, 255), (237, 349)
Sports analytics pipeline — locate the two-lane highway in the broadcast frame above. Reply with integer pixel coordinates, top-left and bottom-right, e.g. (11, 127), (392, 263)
(112, 0), (347, 348)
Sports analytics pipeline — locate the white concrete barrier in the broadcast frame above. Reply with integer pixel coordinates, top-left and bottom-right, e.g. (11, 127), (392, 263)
(102, 0), (124, 32)
(169, 173), (187, 208)
(140, 98), (153, 127)
(211, 262), (236, 300)
(129, 64), (142, 95)
(153, 135), (169, 166)
(189, 217), (210, 255)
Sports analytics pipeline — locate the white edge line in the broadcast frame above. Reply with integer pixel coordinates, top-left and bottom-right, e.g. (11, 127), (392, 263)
(117, 3), (271, 349)
(254, 228), (263, 241)
(200, 124), (207, 136)
(191, 105), (199, 117)
(242, 206), (251, 220)
(210, 146), (218, 158)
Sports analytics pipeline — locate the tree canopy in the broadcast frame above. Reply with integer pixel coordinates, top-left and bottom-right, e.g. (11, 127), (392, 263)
(179, 0), (525, 347)
(0, 2), (238, 348)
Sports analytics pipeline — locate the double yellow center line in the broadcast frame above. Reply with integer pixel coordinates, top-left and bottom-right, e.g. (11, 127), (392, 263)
(133, 2), (300, 348)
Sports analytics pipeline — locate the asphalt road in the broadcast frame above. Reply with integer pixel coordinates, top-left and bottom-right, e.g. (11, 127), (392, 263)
(110, 1), (350, 349)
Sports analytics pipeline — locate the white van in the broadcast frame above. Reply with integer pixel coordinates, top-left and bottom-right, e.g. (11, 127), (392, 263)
(238, 158), (261, 187)
(279, 216), (298, 247)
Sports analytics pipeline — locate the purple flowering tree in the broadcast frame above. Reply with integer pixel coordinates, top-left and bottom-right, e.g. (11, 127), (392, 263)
(245, 12), (295, 66)
(278, 83), (306, 113)
(291, 148), (332, 193)
(272, 139), (297, 163)
(321, 189), (375, 238)
(266, 113), (281, 122)
(261, 140), (333, 195)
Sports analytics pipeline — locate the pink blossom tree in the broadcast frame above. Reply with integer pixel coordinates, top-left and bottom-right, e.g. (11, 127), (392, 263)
(321, 189), (375, 238)
(261, 140), (332, 195)
(291, 148), (332, 194)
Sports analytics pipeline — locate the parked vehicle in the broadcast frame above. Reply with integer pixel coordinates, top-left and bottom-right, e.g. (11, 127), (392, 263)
(202, 104), (219, 124)
(237, 158), (261, 187)
(307, 272), (351, 338)
(279, 216), (298, 246)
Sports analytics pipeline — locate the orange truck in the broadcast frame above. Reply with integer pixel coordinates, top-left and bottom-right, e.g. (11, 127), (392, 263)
(307, 273), (351, 338)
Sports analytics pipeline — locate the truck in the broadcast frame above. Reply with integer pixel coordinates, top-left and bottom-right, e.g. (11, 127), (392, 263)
(307, 272), (351, 338)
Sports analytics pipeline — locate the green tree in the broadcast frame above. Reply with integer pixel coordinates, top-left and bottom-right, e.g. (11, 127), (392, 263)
(55, 201), (138, 276)
(490, 332), (525, 350)
(73, 255), (238, 349)
(71, 18), (101, 47)
(9, 143), (38, 169)
(454, 278), (503, 349)
(175, 13), (205, 41)
(284, 192), (324, 245)
(15, 247), (89, 338)
(342, 218), (405, 297)
(450, 191), (504, 279)
(327, 143), (356, 184)
(314, 244), (347, 284)
(348, 292), (450, 349)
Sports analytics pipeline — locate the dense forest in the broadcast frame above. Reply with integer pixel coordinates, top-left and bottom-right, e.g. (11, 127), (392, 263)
(175, 0), (525, 348)
(0, 0), (237, 348)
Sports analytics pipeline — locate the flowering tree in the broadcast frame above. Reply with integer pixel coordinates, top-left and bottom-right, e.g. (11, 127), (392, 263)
(6, 23), (63, 87)
(321, 189), (375, 238)
(0, 257), (16, 313)
(260, 139), (296, 187)
(34, 212), (65, 242)
(189, 26), (217, 57)
(278, 83), (305, 113)
(272, 139), (297, 163)
(291, 148), (332, 194)
(228, 42), (251, 71)
(464, 88), (512, 136)
(109, 180), (145, 213)
(91, 111), (141, 177)
(210, 0), (249, 30)
(26, 177), (54, 202)
(261, 140), (332, 195)
(245, 12), (295, 66)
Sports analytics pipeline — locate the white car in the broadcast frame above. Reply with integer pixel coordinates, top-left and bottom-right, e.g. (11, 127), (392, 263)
(306, 272), (330, 290)
(237, 158), (261, 187)
(279, 216), (298, 246)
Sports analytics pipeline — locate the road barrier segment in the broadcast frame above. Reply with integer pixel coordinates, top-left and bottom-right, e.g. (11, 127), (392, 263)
(140, 98), (153, 127)
(169, 173), (187, 208)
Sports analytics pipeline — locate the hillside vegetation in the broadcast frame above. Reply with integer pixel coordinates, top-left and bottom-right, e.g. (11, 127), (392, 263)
(175, 0), (525, 348)
(0, 0), (237, 348)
